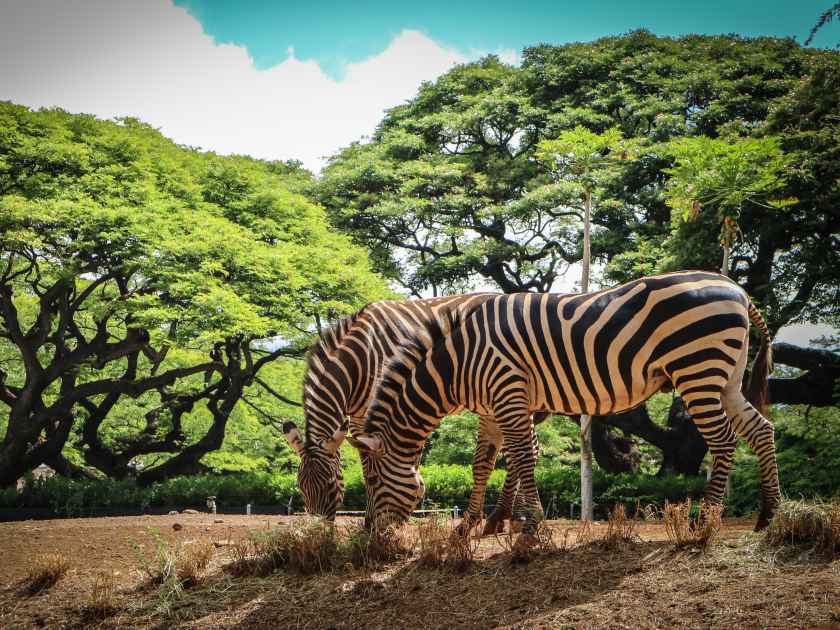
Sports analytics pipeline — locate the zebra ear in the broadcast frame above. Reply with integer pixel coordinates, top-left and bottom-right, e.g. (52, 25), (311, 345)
(282, 421), (305, 456)
(347, 432), (382, 455)
(322, 425), (347, 454)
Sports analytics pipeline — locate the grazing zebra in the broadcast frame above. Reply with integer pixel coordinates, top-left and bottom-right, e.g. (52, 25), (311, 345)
(351, 271), (780, 548)
(282, 294), (544, 531)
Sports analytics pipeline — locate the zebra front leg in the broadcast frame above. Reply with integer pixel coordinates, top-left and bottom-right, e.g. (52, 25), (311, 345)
(509, 424), (541, 533)
(499, 415), (543, 557)
(457, 416), (503, 537)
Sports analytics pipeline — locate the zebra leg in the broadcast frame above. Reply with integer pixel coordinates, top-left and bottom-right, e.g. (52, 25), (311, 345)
(510, 427), (541, 532)
(457, 415), (503, 536)
(723, 393), (781, 531)
(486, 412), (546, 535)
(498, 414), (543, 554)
(483, 457), (517, 535)
(678, 386), (737, 512)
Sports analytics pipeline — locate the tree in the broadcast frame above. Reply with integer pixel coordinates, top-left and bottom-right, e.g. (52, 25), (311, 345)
(662, 136), (793, 277)
(321, 32), (840, 476)
(536, 126), (638, 519)
(0, 103), (387, 486)
(806, 3), (840, 45)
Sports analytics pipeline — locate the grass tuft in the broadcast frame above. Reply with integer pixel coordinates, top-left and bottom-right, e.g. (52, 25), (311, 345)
(131, 528), (214, 615)
(25, 553), (70, 594)
(764, 499), (840, 559)
(81, 572), (119, 621)
(600, 504), (638, 549)
(662, 499), (722, 550)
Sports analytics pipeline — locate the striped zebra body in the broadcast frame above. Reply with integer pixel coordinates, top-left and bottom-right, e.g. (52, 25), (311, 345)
(283, 293), (542, 528)
(353, 271), (781, 542)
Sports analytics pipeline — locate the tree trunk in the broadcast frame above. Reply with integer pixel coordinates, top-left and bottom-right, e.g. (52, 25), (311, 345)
(580, 189), (594, 521)
(590, 419), (640, 473)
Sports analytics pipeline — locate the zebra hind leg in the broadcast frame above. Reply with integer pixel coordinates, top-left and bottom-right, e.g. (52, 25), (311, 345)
(678, 386), (737, 518)
(482, 465), (516, 536)
(723, 393), (781, 531)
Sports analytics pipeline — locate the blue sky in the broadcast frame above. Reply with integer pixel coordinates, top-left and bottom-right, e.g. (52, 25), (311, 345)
(175, 0), (840, 78)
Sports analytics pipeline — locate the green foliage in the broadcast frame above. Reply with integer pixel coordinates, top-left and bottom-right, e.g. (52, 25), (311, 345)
(0, 102), (389, 481)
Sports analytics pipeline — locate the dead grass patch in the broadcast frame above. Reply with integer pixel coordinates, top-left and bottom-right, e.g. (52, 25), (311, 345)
(764, 499), (840, 559)
(415, 516), (478, 571)
(131, 528), (215, 615)
(600, 504), (638, 549)
(662, 499), (722, 550)
(24, 553), (70, 594)
(81, 572), (119, 621)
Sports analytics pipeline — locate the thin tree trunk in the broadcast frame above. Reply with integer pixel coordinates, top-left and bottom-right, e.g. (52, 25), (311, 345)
(580, 190), (594, 521)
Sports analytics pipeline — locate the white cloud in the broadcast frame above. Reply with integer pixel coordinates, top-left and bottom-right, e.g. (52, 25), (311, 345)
(0, 0), (471, 172)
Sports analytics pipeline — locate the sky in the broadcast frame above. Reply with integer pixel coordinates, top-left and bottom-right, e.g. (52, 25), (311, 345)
(0, 0), (837, 345)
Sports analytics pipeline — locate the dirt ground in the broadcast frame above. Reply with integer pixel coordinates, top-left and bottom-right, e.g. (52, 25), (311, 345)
(0, 514), (837, 629)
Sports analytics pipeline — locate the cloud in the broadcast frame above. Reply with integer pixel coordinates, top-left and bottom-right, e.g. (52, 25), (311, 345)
(0, 0), (472, 172)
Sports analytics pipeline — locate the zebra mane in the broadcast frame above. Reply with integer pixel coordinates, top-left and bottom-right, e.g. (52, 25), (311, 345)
(302, 307), (370, 444)
(363, 299), (477, 434)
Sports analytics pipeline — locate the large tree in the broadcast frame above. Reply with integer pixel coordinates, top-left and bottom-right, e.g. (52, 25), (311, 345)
(0, 103), (388, 486)
(318, 32), (840, 476)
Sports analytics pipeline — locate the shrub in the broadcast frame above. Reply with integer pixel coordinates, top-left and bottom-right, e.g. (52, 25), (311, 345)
(26, 553), (70, 593)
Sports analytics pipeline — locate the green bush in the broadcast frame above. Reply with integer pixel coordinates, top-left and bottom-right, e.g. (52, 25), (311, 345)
(1, 472), (301, 516)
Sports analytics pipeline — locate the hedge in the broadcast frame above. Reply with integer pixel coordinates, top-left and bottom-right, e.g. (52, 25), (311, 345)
(0, 464), (742, 519)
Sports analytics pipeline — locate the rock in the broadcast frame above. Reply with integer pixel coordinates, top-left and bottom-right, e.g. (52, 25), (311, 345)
(172, 523), (183, 531)
(182, 508), (200, 515)
(213, 519), (224, 524)
(168, 510), (178, 515)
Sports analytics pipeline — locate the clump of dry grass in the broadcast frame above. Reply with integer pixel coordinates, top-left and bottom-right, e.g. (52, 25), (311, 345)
(662, 499), (722, 550)
(81, 572), (119, 621)
(228, 518), (336, 576)
(764, 499), (840, 559)
(131, 528), (214, 614)
(600, 504), (638, 549)
(414, 516), (477, 571)
(25, 553), (70, 594)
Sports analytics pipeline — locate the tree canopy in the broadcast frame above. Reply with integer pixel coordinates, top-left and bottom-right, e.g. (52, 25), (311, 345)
(0, 102), (388, 485)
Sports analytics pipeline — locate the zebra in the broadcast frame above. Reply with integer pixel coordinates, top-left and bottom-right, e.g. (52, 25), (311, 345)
(350, 271), (780, 549)
(282, 294), (546, 533)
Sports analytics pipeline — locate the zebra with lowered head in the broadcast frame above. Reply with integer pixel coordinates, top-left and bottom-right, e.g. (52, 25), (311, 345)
(350, 271), (781, 550)
(282, 294), (545, 533)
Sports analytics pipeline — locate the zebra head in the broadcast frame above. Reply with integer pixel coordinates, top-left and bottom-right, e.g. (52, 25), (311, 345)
(350, 431), (425, 531)
(283, 421), (346, 520)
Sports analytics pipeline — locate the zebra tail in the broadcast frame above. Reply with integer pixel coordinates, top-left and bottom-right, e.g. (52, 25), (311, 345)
(745, 300), (773, 418)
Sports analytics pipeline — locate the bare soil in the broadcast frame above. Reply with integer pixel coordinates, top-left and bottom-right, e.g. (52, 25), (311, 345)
(0, 514), (837, 629)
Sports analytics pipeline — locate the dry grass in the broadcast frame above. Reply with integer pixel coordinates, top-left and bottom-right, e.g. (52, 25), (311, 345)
(130, 528), (215, 615)
(415, 516), (478, 571)
(662, 499), (723, 550)
(81, 572), (119, 621)
(764, 499), (840, 559)
(226, 517), (413, 577)
(600, 504), (638, 549)
(24, 553), (70, 594)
